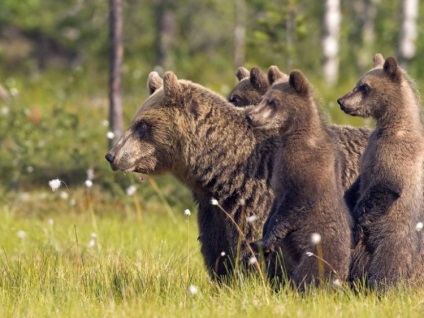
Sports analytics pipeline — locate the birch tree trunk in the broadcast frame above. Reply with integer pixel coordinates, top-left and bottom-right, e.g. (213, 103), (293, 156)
(108, 0), (124, 148)
(321, 0), (341, 87)
(397, 0), (419, 68)
(154, 1), (176, 70)
(234, 0), (246, 68)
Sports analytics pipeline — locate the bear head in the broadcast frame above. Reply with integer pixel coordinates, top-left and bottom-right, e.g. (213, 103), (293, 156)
(245, 70), (313, 133)
(337, 54), (404, 119)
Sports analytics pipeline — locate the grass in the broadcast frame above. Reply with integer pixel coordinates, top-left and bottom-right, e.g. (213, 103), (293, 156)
(1, 187), (424, 318)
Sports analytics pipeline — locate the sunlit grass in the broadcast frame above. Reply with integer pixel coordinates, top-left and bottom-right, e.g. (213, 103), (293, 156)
(1, 189), (424, 318)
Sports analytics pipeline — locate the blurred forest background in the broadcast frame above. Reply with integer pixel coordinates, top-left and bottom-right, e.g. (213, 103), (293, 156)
(0, 0), (423, 193)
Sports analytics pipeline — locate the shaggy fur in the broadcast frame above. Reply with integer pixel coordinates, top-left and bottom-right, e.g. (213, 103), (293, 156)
(106, 71), (279, 279)
(227, 65), (371, 191)
(247, 71), (352, 288)
(338, 54), (424, 289)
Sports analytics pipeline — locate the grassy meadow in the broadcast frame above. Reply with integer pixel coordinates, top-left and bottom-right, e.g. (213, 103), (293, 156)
(1, 68), (424, 317)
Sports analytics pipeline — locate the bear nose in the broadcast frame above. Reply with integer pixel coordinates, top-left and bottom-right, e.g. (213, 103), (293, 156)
(246, 112), (254, 125)
(105, 153), (115, 163)
(337, 98), (344, 107)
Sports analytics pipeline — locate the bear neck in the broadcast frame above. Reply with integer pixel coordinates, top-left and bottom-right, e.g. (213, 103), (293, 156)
(173, 91), (277, 206)
(376, 80), (422, 132)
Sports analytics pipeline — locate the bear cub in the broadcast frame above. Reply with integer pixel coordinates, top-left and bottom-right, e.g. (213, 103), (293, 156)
(338, 54), (424, 289)
(247, 70), (352, 288)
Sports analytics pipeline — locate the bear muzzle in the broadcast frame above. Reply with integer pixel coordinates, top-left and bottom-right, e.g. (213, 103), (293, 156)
(105, 153), (119, 171)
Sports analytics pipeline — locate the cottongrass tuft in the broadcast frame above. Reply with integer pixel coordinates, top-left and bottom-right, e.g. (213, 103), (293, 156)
(106, 131), (115, 139)
(416, 222), (423, 232)
(84, 180), (93, 188)
(59, 191), (69, 200)
(220, 251), (226, 257)
(211, 198), (219, 206)
(332, 279), (342, 287)
(17, 230), (27, 239)
(87, 233), (97, 248)
(311, 232), (322, 245)
(248, 256), (258, 265)
(246, 215), (258, 223)
(184, 209), (191, 216)
(306, 251), (314, 257)
(126, 185), (137, 196)
(48, 179), (61, 192)
(48, 218), (54, 226)
(188, 284), (198, 295)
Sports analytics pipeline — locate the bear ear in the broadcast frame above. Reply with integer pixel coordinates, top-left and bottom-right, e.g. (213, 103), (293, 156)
(289, 70), (310, 96)
(373, 53), (385, 67)
(147, 71), (163, 95)
(383, 57), (401, 83)
(163, 71), (181, 100)
(236, 67), (249, 81)
(250, 67), (268, 90)
(268, 65), (289, 85)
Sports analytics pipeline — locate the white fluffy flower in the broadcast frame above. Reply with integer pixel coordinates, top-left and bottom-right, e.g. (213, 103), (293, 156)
(246, 215), (258, 223)
(306, 251), (314, 257)
(87, 233), (97, 248)
(211, 198), (219, 206)
(248, 256), (257, 265)
(311, 232), (322, 245)
(17, 230), (27, 239)
(59, 191), (69, 200)
(416, 222), (423, 232)
(188, 284), (198, 295)
(220, 251), (226, 257)
(184, 209), (191, 216)
(85, 180), (93, 188)
(106, 131), (115, 139)
(126, 185), (137, 196)
(48, 179), (61, 192)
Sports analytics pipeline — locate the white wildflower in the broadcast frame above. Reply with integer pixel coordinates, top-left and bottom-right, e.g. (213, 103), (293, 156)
(332, 279), (342, 287)
(239, 198), (246, 206)
(59, 191), (69, 200)
(311, 232), (322, 245)
(416, 222), (423, 232)
(246, 215), (258, 223)
(84, 180), (93, 188)
(70, 198), (76, 206)
(106, 131), (115, 139)
(306, 251), (314, 257)
(1, 107), (9, 115)
(10, 87), (18, 97)
(87, 233), (97, 248)
(220, 251), (226, 257)
(211, 198), (219, 206)
(188, 284), (198, 295)
(126, 185), (137, 196)
(17, 230), (27, 239)
(49, 179), (61, 192)
(248, 256), (257, 265)
(26, 166), (34, 173)
(48, 218), (54, 226)
(184, 209), (191, 216)
(102, 120), (109, 127)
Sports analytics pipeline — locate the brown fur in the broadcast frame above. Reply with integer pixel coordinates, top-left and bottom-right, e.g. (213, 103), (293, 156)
(247, 71), (352, 288)
(106, 71), (279, 279)
(338, 54), (424, 289)
(228, 65), (371, 191)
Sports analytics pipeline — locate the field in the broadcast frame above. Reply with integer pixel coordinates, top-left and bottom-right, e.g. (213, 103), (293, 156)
(0, 182), (423, 318)
(1, 66), (424, 318)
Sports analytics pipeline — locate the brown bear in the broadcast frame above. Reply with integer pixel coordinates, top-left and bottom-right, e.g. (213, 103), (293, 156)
(106, 71), (279, 280)
(246, 70), (352, 288)
(227, 66), (371, 192)
(338, 54), (424, 289)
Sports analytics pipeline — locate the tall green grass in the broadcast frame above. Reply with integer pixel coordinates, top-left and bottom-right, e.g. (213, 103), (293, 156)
(1, 188), (424, 318)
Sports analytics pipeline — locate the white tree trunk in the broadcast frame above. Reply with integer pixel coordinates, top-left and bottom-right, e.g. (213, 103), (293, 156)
(321, 0), (341, 87)
(398, 0), (419, 67)
(234, 0), (246, 68)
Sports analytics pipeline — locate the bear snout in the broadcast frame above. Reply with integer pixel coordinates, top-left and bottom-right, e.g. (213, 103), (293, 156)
(105, 153), (115, 163)
(246, 112), (254, 126)
(337, 98), (344, 108)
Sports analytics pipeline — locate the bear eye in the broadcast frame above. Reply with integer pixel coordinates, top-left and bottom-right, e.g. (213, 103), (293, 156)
(268, 99), (278, 109)
(135, 120), (149, 138)
(359, 84), (370, 94)
(230, 95), (242, 106)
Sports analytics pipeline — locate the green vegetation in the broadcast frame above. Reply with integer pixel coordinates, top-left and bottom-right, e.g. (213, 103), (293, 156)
(1, 1), (424, 316)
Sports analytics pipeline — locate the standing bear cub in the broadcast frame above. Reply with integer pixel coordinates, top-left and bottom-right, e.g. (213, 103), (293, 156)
(338, 54), (424, 289)
(247, 71), (352, 288)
